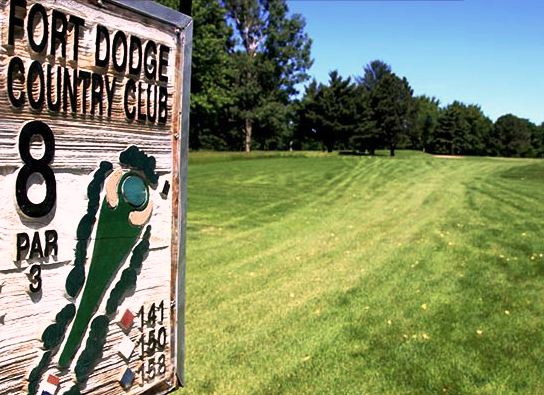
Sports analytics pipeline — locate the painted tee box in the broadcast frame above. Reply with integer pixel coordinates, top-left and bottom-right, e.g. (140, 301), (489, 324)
(0, 0), (191, 394)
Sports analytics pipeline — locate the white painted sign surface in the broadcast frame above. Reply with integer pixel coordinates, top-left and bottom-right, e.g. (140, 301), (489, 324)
(0, 1), (191, 394)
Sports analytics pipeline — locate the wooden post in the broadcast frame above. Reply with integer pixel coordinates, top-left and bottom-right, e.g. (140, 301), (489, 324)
(0, 1), (192, 394)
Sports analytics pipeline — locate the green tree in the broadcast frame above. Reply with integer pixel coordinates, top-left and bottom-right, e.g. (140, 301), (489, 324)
(432, 102), (491, 155)
(157, 0), (235, 150)
(358, 60), (392, 92)
(413, 95), (440, 151)
(223, 0), (312, 151)
(190, 0), (236, 149)
(156, 0), (178, 9)
(349, 87), (378, 155)
(369, 73), (415, 156)
(299, 71), (357, 152)
(293, 80), (320, 150)
(491, 114), (534, 157)
(350, 60), (394, 155)
(464, 104), (493, 155)
(432, 103), (462, 154)
(532, 122), (544, 157)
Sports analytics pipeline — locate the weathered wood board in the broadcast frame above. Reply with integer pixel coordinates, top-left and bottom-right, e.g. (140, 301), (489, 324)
(0, 1), (191, 394)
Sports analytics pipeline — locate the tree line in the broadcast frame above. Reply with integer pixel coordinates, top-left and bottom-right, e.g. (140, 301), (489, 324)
(159, 0), (544, 157)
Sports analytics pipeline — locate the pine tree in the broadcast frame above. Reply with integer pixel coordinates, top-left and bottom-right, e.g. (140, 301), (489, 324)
(350, 87), (378, 155)
(358, 60), (392, 92)
(432, 102), (492, 156)
(413, 95), (440, 151)
(369, 73), (415, 156)
(300, 71), (357, 152)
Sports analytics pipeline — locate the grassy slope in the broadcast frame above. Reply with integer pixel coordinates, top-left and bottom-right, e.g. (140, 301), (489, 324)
(179, 151), (544, 395)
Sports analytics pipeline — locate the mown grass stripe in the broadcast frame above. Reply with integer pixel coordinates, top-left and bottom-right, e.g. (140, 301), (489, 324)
(179, 151), (544, 394)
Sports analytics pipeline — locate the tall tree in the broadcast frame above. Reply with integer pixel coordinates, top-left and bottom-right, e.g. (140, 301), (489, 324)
(293, 80), (319, 149)
(350, 60), (394, 155)
(350, 87), (378, 155)
(157, 0), (235, 150)
(190, 0), (235, 149)
(464, 104), (493, 155)
(300, 71), (357, 152)
(369, 73), (415, 156)
(413, 95), (440, 151)
(224, 0), (312, 151)
(358, 60), (392, 92)
(432, 103), (463, 154)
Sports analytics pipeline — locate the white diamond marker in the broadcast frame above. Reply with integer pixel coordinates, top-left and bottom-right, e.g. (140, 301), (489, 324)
(118, 335), (135, 361)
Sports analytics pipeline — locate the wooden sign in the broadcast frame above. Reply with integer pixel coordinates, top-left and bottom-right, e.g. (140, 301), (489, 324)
(0, 0), (191, 394)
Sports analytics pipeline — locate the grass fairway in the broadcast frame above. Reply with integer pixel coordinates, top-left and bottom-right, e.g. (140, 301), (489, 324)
(180, 151), (544, 394)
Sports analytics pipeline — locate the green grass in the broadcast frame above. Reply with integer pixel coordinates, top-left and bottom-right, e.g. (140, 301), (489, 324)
(178, 151), (544, 394)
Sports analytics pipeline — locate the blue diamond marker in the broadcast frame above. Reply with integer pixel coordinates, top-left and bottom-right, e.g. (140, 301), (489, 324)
(120, 368), (135, 390)
(41, 391), (53, 395)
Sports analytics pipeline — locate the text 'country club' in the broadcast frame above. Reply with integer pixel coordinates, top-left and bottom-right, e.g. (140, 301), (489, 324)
(6, 0), (172, 124)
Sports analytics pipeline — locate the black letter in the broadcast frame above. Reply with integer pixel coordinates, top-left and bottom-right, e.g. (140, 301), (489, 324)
(27, 4), (48, 53)
(69, 15), (85, 61)
(91, 73), (103, 116)
(7, 57), (25, 108)
(137, 81), (146, 122)
(78, 70), (91, 114)
(51, 10), (68, 58)
(8, 0), (26, 46)
(112, 31), (127, 73)
(158, 45), (170, 83)
(47, 64), (61, 112)
(44, 230), (58, 257)
(63, 67), (77, 114)
(144, 40), (157, 80)
(124, 79), (136, 120)
(147, 84), (157, 123)
(95, 25), (110, 68)
(158, 86), (167, 124)
(104, 76), (116, 117)
(129, 36), (142, 76)
(27, 61), (45, 110)
(16, 232), (30, 261)
(29, 231), (44, 259)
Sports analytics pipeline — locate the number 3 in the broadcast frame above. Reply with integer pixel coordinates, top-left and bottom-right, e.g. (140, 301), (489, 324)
(16, 121), (56, 218)
(29, 264), (42, 293)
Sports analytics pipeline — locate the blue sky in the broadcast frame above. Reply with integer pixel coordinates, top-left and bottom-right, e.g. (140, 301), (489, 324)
(287, 0), (544, 124)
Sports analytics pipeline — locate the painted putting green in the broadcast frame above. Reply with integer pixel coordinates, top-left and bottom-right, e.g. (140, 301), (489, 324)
(122, 175), (149, 208)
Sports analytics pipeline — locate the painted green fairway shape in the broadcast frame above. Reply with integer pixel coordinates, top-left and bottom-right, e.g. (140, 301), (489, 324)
(58, 173), (148, 368)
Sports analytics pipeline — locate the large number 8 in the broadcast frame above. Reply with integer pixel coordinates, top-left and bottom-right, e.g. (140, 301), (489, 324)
(16, 121), (56, 218)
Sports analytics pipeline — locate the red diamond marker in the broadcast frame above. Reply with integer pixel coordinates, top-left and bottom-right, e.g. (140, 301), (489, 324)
(46, 374), (60, 387)
(118, 309), (135, 331)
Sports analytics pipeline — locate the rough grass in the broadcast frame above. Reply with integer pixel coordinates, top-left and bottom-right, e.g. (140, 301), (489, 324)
(177, 151), (544, 394)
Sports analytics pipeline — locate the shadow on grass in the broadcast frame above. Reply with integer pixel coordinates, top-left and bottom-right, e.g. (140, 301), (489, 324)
(498, 162), (544, 182)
